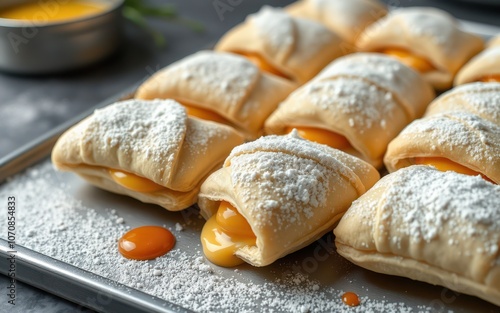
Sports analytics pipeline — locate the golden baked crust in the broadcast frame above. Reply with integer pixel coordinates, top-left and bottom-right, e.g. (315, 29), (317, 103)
(135, 51), (296, 139)
(335, 166), (500, 306)
(455, 36), (500, 85)
(357, 7), (484, 90)
(215, 6), (349, 85)
(384, 83), (500, 183)
(198, 132), (379, 266)
(52, 99), (244, 211)
(265, 53), (435, 168)
(286, 0), (387, 43)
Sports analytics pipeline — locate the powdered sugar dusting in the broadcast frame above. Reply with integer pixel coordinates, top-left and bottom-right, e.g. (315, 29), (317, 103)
(400, 112), (500, 162)
(229, 133), (365, 194)
(380, 167), (500, 252)
(0, 162), (436, 312)
(86, 99), (186, 167)
(303, 77), (398, 130)
(389, 8), (457, 46)
(176, 51), (259, 108)
(251, 6), (335, 64)
(315, 53), (426, 118)
(230, 151), (331, 230)
(252, 6), (295, 59)
(184, 118), (229, 157)
(431, 82), (500, 125)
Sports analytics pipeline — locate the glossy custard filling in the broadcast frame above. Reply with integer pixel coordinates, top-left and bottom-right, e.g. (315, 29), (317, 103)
(479, 74), (500, 83)
(118, 226), (176, 260)
(109, 169), (165, 193)
(286, 127), (352, 150)
(382, 48), (435, 73)
(201, 201), (256, 267)
(415, 157), (493, 183)
(0, 1), (107, 23)
(177, 100), (231, 126)
(241, 52), (290, 80)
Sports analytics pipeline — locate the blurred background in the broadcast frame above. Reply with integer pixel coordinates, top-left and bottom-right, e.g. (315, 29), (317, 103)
(1, 0), (500, 159)
(0, 0), (499, 311)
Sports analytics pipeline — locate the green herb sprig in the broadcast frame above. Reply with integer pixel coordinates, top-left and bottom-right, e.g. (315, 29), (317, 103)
(123, 0), (204, 47)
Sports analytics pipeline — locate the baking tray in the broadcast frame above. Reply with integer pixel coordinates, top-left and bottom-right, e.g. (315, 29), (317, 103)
(1, 22), (500, 313)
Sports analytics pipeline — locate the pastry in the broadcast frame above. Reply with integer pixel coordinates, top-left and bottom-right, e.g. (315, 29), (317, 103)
(52, 99), (244, 211)
(215, 6), (349, 85)
(335, 166), (500, 306)
(357, 7), (484, 90)
(286, 0), (387, 44)
(198, 131), (380, 267)
(384, 82), (500, 184)
(135, 51), (296, 139)
(455, 35), (500, 85)
(265, 53), (435, 168)
(425, 82), (500, 125)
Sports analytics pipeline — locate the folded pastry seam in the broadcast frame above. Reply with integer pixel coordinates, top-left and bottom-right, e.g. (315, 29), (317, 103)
(135, 51), (297, 139)
(265, 53), (435, 168)
(385, 82), (500, 183)
(52, 99), (245, 211)
(455, 35), (500, 85)
(199, 132), (380, 267)
(334, 166), (500, 306)
(285, 0), (388, 44)
(215, 6), (349, 85)
(356, 7), (485, 90)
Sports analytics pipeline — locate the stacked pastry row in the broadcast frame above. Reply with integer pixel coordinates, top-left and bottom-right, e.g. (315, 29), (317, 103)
(52, 0), (389, 261)
(51, 0), (500, 307)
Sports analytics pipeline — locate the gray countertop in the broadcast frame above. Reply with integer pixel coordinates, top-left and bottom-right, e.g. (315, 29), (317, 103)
(0, 0), (499, 312)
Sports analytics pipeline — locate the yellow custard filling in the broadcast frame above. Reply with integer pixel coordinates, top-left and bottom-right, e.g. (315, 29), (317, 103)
(382, 48), (435, 73)
(479, 75), (500, 83)
(0, 1), (108, 23)
(201, 201), (256, 267)
(178, 100), (231, 125)
(241, 52), (290, 80)
(414, 157), (494, 183)
(286, 126), (352, 151)
(108, 169), (165, 193)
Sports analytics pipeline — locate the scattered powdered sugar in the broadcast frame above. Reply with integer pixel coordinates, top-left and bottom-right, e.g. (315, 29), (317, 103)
(390, 8), (457, 46)
(400, 112), (500, 162)
(303, 77), (398, 129)
(314, 53), (426, 119)
(0, 161), (434, 312)
(85, 99), (186, 170)
(174, 51), (258, 110)
(309, 0), (385, 40)
(183, 118), (229, 157)
(231, 133), (347, 180)
(430, 82), (500, 125)
(251, 6), (335, 64)
(229, 151), (331, 230)
(252, 6), (295, 59)
(378, 166), (500, 253)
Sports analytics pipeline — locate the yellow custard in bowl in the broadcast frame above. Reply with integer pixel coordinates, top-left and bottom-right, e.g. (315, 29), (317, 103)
(0, 0), (108, 24)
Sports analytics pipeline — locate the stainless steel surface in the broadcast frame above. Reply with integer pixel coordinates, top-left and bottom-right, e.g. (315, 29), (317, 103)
(0, 0), (123, 74)
(0, 239), (191, 313)
(1, 10), (499, 313)
(0, 86), (135, 184)
(1, 156), (499, 312)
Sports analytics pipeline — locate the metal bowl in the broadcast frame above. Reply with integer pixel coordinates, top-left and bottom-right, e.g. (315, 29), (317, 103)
(0, 0), (124, 74)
